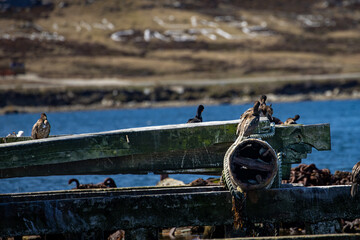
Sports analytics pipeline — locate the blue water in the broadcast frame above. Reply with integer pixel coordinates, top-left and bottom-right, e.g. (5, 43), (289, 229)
(0, 99), (359, 193)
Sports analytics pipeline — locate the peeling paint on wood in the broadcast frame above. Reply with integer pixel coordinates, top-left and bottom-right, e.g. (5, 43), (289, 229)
(0, 120), (330, 179)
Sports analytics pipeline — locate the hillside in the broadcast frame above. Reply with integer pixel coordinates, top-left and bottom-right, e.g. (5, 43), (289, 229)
(1, 0), (360, 113)
(1, 0), (360, 80)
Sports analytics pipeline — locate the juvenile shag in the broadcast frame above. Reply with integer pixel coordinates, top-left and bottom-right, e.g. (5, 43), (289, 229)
(236, 101), (260, 139)
(241, 95), (267, 118)
(284, 115), (300, 125)
(68, 177), (117, 189)
(266, 105), (283, 124)
(187, 105), (204, 123)
(351, 162), (360, 197)
(31, 113), (51, 139)
(103, 177), (117, 188)
(259, 95), (268, 117)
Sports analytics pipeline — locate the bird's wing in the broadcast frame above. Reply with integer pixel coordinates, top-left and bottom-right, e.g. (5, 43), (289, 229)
(236, 116), (245, 135)
(352, 162), (360, 182)
(45, 121), (51, 137)
(31, 121), (39, 139)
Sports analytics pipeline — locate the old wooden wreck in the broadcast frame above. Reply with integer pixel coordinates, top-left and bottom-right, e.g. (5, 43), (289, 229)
(1, 118), (360, 239)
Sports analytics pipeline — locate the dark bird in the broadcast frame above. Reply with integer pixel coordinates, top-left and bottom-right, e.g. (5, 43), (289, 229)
(284, 115), (300, 125)
(236, 101), (260, 139)
(351, 162), (360, 197)
(31, 113), (51, 139)
(241, 95), (272, 121)
(187, 105), (204, 123)
(266, 105), (283, 124)
(259, 95), (268, 117)
(103, 177), (117, 188)
(68, 177), (117, 189)
(241, 95), (267, 118)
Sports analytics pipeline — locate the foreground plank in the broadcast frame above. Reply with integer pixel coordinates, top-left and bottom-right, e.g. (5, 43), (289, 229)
(231, 233), (360, 240)
(0, 185), (359, 237)
(247, 185), (359, 223)
(0, 186), (233, 237)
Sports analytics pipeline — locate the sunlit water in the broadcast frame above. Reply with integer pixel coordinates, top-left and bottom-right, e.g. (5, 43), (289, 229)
(0, 99), (359, 193)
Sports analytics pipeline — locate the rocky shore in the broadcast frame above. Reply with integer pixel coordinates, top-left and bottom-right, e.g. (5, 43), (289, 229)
(1, 77), (360, 114)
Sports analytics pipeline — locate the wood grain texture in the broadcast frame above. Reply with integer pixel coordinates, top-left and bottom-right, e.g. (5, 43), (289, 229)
(0, 121), (330, 178)
(0, 185), (358, 236)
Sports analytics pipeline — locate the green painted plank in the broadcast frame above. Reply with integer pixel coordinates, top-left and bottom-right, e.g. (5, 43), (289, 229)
(0, 121), (331, 178)
(0, 121), (238, 169)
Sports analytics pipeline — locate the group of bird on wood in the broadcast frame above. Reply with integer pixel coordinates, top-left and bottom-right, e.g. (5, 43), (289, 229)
(235, 95), (300, 140)
(187, 96), (300, 138)
(29, 95), (296, 140)
(187, 95), (360, 198)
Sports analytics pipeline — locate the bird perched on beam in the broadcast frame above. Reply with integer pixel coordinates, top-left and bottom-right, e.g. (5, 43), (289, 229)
(31, 113), (51, 139)
(241, 95), (267, 117)
(265, 104), (283, 125)
(284, 115), (300, 125)
(236, 101), (260, 140)
(351, 162), (360, 197)
(241, 95), (272, 121)
(187, 105), (204, 123)
(259, 95), (268, 117)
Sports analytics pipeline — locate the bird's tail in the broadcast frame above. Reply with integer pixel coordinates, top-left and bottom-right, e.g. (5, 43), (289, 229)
(351, 182), (358, 197)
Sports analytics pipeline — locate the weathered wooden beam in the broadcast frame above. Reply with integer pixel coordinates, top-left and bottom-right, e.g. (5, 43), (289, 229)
(266, 123), (330, 179)
(0, 120), (238, 168)
(0, 121), (330, 178)
(266, 123), (331, 164)
(0, 136), (31, 144)
(247, 185), (359, 224)
(268, 124), (331, 151)
(0, 186), (233, 237)
(0, 185), (358, 237)
(0, 135), (64, 144)
(233, 233), (360, 240)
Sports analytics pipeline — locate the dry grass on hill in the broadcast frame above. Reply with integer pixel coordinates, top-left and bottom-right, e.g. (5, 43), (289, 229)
(1, 0), (360, 80)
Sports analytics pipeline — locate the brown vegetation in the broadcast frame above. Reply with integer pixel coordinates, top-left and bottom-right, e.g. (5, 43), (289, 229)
(1, 0), (360, 80)
(1, 0), (360, 112)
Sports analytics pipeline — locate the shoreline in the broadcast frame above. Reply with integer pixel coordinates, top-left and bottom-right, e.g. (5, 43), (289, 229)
(1, 72), (360, 114)
(1, 91), (359, 115)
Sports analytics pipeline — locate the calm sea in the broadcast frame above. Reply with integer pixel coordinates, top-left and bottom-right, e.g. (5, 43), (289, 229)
(0, 99), (359, 193)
